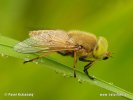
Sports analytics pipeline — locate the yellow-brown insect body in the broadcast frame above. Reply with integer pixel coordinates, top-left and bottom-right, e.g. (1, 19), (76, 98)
(14, 30), (109, 79)
(67, 31), (97, 58)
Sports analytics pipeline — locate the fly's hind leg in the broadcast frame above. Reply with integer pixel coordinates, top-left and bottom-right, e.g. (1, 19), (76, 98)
(24, 54), (48, 64)
(24, 56), (40, 64)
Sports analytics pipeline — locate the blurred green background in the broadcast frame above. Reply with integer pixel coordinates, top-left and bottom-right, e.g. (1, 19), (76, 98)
(0, 0), (133, 100)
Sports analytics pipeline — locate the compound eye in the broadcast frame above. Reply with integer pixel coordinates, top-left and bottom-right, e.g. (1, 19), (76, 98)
(103, 56), (108, 60)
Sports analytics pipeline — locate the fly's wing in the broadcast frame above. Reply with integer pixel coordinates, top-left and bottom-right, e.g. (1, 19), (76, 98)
(14, 30), (76, 54)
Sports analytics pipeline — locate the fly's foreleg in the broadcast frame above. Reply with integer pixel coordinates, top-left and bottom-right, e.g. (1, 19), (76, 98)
(79, 57), (95, 80)
(83, 61), (94, 80)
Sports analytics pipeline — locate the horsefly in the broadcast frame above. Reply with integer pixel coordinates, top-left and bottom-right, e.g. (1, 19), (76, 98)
(14, 30), (110, 80)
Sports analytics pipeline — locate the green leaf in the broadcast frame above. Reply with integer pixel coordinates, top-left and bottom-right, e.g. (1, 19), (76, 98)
(0, 35), (133, 100)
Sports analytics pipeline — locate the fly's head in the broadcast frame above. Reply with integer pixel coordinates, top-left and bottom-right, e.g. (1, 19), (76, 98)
(93, 36), (110, 60)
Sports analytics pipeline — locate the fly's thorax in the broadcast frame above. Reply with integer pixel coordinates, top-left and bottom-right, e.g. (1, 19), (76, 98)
(93, 36), (108, 59)
(68, 30), (97, 53)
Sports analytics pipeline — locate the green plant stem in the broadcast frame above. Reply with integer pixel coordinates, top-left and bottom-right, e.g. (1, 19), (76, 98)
(0, 35), (133, 100)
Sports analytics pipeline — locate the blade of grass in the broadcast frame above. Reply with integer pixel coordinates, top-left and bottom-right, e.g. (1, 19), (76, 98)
(0, 35), (133, 99)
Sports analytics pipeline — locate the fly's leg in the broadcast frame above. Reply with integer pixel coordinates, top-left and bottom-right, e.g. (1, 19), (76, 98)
(83, 61), (94, 80)
(57, 51), (76, 77)
(24, 56), (40, 64)
(24, 54), (48, 64)
(73, 50), (77, 78)
(79, 58), (94, 80)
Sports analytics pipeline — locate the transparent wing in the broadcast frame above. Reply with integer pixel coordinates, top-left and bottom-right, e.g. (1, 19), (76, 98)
(14, 30), (76, 54)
